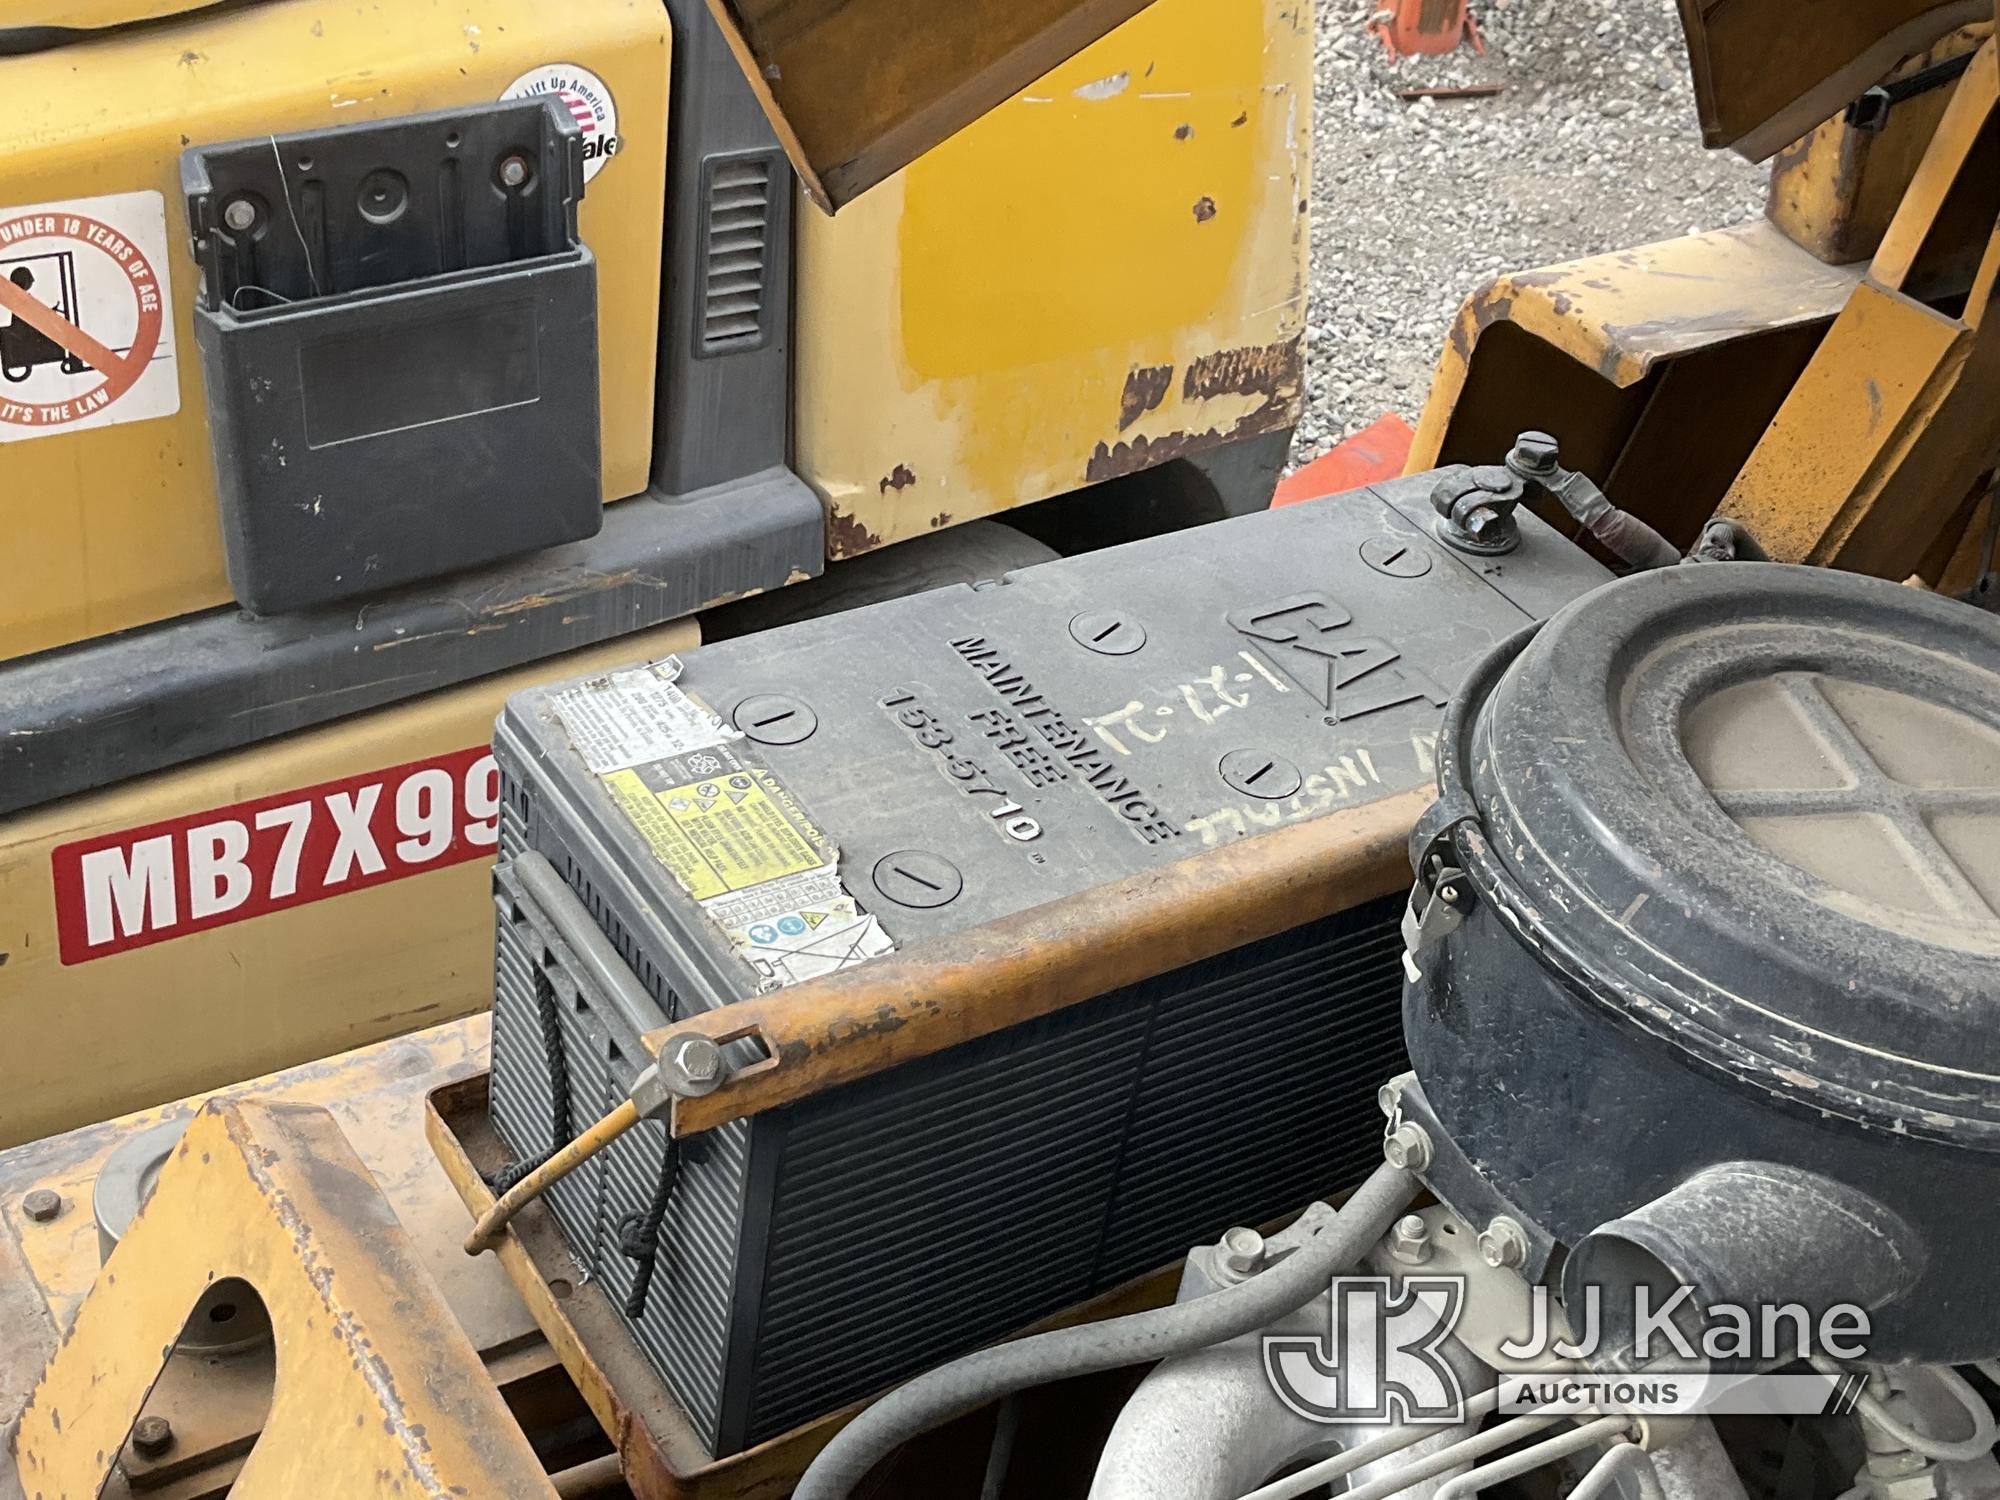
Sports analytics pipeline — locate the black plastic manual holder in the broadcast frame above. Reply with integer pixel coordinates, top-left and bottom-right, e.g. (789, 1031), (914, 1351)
(181, 99), (603, 614)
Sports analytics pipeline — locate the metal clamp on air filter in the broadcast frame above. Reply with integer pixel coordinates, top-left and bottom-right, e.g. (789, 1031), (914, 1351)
(180, 98), (602, 614)
(1402, 561), (2000, 1368)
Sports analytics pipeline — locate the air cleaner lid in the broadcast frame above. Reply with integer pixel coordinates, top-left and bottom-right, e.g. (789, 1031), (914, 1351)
(1449, 563), (2000, 1147)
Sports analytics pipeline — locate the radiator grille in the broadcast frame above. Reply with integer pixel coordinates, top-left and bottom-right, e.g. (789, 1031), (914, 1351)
(697, 154), (778, 353)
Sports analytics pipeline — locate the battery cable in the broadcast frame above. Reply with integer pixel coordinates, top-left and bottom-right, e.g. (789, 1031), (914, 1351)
(465, 1095), (642, 1255)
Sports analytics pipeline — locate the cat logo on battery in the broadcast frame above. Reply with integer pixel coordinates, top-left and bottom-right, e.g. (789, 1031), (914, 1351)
(501, 64), (621, 181)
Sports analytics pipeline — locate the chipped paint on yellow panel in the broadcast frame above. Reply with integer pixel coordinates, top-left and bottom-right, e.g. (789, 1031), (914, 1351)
(0, 0), (669, 660)
(896, 16), (1265, 378)
(1718, 279), (1970, 560)
(14, 1098), (555, 1499)
(795, 0), (1314, 556)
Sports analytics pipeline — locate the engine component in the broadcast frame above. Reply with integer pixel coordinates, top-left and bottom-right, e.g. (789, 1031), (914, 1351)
(1089, 1202), (1490, 1500)
(1402, 561), (2000, 1366)
(487, 471), (1610, 1454)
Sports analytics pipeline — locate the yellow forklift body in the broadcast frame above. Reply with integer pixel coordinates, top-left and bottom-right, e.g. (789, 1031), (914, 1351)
(793, 0), (1312, 558)
(0, 618), (695, 1149)
(0, 0), (1319, 1151)
(0, 0), (670, 660)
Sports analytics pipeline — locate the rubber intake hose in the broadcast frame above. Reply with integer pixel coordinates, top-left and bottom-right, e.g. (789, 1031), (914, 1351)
(793, 1161), (1418, 1500)
(1564, 1161), (1920, 1374)
(1551, 470), (1680, 571)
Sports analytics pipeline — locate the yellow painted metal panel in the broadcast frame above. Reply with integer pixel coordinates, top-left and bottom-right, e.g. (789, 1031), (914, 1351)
(792, 0), (1312, 557)
(6, 0), (236, 23)
(1407, 221), (1863, 473)
(704, 0), (1156, 212)
(14, 1098), (557, 1500)
(0, 617), (696, 1147)
(1765, 21), (1994, 265)
(1719, 37), (2000, 575)
(0, 0), (670, 659)
(1718, 280), (1969, 565)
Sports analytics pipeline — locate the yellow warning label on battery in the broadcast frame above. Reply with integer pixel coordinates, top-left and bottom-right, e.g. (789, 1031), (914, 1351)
(603, 753), (826, 901)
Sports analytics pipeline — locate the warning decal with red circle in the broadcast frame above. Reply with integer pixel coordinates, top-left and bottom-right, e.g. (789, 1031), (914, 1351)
(0, 188), (180, 444)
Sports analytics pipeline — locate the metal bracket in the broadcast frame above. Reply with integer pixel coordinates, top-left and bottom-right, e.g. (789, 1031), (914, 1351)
(1378, 1075), (1562, 1284)
(12, 1099), (556, 1497)
(1400, 825), (1476, 981)
(1844, 48), (1978, 131)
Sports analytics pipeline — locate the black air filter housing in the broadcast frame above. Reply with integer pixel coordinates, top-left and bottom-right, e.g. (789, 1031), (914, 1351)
(490, 473), (1610, 1455)
(1404, 563), (2000, 1366)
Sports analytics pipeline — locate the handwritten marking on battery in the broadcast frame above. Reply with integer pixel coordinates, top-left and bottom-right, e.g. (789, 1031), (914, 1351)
(1085, 653), (1284, 756)
(51, 748), (499, 963)
(1411, 727), (1440, 775)
(1186, 748), (1391, 847)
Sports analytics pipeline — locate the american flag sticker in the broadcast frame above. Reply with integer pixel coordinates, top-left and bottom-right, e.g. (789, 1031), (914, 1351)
(501, 64), (623, 183)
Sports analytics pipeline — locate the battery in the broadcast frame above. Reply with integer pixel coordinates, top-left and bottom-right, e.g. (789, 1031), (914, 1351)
(488, 471), (1609, 1454)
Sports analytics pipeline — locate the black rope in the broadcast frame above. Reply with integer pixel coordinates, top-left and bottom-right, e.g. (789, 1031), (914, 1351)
(486, 968), (576, 1193)
(617, 1134), (682, 1320)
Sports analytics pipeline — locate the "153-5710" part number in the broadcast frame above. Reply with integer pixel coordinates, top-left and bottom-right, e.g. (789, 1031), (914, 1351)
(881, 690), (1044, 843)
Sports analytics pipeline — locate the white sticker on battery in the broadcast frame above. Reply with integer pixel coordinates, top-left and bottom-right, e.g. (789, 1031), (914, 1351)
(501, 64), (622, 182)
(0, 190), (180, 444)
(551, 656), (739, 773)
(700, 865), (896, 991)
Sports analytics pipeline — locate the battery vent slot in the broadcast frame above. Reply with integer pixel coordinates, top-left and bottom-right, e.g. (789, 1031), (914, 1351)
(697, 152), (779, 355)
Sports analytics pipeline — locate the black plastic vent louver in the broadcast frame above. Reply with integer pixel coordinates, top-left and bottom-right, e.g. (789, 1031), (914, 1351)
(696, 151), (778, 354)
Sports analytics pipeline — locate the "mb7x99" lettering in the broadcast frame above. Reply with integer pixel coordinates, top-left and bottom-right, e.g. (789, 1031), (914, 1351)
(51, 747), (499, 964)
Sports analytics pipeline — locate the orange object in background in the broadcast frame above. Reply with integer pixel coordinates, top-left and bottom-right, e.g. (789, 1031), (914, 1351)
(1367, 0), (1484, 60)
(1274, 412), (1416, 505)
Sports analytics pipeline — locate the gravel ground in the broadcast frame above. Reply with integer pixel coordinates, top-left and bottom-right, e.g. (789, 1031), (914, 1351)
(1296, 0), (1772, 462)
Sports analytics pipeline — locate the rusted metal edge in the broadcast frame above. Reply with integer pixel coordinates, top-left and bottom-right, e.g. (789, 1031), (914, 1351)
(703, 0), (835, 213)
(16, 1098), (552, 1499)
(648, 784), (1434, 1137)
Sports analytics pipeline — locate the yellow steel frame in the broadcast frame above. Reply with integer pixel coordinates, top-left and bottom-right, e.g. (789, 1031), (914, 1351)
(1768, 21), (1994, 265)
(1412, 26), (2000, 580)
(1406, 221), (1864, 550)
(1718, 38), (2000, 574)
(13, 1094), (555, 1496)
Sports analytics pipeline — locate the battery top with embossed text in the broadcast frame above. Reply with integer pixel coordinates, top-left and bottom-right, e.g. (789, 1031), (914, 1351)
(486, 472), (1610, 1457)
